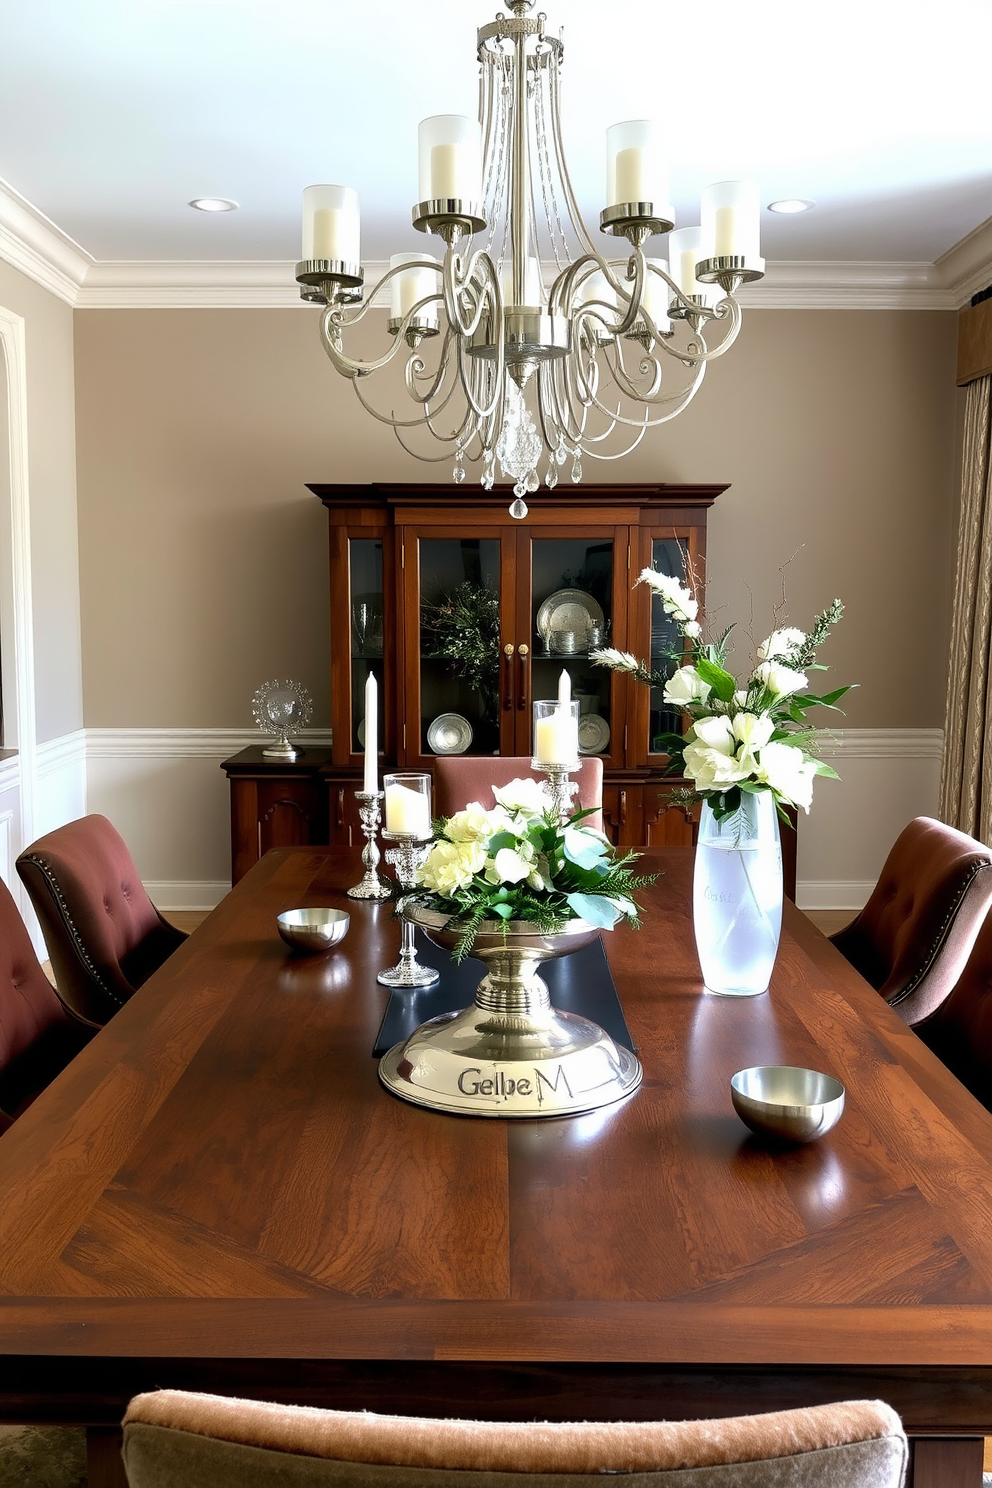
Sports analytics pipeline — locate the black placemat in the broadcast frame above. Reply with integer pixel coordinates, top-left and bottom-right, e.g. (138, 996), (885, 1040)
(372, 931), (633, 1057)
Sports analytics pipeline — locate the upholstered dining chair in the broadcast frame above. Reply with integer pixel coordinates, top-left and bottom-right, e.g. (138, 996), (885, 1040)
(914, 908), (992, 1111)
(16, 815), (187, 1025)
(828, 816), (992, 1027)
(433, 755), (604, 833)
(0, 873), (95, 1126)
(120, 1391), (908, 1487)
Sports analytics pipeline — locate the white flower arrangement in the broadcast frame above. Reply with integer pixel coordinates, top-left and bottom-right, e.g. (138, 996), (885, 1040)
(410, 779), (653, 960)
(592, 569), (853, 820)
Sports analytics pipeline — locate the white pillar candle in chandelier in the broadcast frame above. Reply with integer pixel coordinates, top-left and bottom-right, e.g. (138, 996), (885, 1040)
(389, 253), (441, 329)
(668, 226), (721, 309)
(606, 120), (670, 214)
(640, 258), (672, 337)
(302, 185), (361, 266)
(418, 115), (483, 204)
(701, 179), (761, 264)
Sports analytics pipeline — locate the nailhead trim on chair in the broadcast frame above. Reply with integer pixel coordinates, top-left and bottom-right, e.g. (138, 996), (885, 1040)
(886, 858), (990, 1006)
(17, 855), (128, 1010)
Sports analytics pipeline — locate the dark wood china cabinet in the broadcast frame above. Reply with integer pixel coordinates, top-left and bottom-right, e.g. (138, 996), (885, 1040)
(224, 482), (753, 884)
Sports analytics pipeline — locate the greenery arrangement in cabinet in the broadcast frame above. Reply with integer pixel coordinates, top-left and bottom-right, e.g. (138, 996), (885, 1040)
(309, 483), (724, 852)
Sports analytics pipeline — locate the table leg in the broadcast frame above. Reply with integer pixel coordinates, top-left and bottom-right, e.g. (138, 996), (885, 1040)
(86, 1426), (127, 1488)
(911, 1437), (984, 1487)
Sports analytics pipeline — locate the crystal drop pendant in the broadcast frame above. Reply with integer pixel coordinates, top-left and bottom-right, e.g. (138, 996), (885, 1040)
(453, 453), (466, 484)
(481, 466), (494, 491)
(510, 497), (528, 519)
(525, 469), (539, 493)
(571, 457), (583, 484)
(546, 464), (558, 490)
(556, 441), (569, 465)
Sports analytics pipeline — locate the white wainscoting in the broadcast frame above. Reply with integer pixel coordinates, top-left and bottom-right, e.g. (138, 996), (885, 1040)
(74, 725), (944, 913)
(85, 728), (332, 910)
(795, 728), (943, 910)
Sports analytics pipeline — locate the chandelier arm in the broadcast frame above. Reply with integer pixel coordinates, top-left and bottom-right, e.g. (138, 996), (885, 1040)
(319, 307), (414, 380)
(442, 246), (501, 341)
(580, 421), (650, 459)
(586, 357), (709, 427)
(602, 337), (664, 402)
(391, 425), (465, 461)
(350, 370), (459, 432)
(546, 53), (598, 259)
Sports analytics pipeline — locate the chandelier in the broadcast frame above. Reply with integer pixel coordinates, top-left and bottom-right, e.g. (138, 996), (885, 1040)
(296, 0), (764, 519)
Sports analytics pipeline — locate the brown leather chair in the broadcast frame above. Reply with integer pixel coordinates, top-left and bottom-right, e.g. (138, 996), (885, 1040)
(16, 815), (187, 1025)
(0, 873), (94, 1126)
(915, 908), (992, 1110)
(829, 816), (992, 1026)
(121, 1391), (907, 1488)
(433, 755), (604, 833)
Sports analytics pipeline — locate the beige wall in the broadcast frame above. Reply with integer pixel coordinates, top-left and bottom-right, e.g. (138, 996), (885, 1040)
(0, 260), (82, 743)
(73, 305), (959, 730)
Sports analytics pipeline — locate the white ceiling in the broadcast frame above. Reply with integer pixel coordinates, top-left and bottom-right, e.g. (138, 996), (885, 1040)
(1, 0), (991, 270)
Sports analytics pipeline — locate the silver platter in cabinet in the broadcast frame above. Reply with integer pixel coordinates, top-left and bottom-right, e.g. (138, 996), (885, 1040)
(536, 588), (604, 645)
(578, 713), (610, 754)
(427, 712), (473, 755)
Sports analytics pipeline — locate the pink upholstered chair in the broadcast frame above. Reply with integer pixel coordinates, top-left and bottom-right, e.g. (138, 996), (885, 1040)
(121, 1391), (908, 1487)
(0, 873), (94, 1126)
(829, 816), (992, 1027)
(16, 815), (187, 1026)
(433, 755), (604, 833)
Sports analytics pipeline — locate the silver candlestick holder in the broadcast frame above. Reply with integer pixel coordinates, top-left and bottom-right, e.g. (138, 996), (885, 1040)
(532, 759), (580, 824)
(347, 791), (392, 901)
(378, 833), (439, 988)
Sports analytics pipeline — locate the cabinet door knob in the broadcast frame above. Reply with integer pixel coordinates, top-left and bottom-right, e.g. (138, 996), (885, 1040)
(619, 788), (628, 825)
(504, 643), (516, 657)
(518, 643), (529, 657)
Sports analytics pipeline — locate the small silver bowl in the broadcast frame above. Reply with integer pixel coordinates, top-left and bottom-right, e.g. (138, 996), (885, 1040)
(730, 1065), (845, 1144)
(277, 907), (350, 955)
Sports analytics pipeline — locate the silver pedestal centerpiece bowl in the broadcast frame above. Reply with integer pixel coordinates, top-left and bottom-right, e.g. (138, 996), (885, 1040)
(378, 905), (642, 1118)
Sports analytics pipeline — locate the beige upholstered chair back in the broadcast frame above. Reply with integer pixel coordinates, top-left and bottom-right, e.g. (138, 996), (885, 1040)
(122, 1391), (907, 1488)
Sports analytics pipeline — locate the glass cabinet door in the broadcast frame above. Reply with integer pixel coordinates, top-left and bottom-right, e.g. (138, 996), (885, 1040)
(525, 532), (620, 766)
(647, 535), (690, 760)
(417, 536), (503, 758)
(349, 537), (385, 758)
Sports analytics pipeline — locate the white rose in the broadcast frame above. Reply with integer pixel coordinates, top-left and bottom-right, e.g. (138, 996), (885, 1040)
(444, 802), (492, 843)
(691, 714), (736, 751)
(492, 777), (551, 817)
(418, 840), (486, 895)
(683, 741), (748, 792)
(487, 845), (534, 885)
(663, 666), (712, 706)
(757, 627), (806, 662)
(752, 661), (808, 700)
(756, 741), (817, 812)
(732, 713), (775, 749)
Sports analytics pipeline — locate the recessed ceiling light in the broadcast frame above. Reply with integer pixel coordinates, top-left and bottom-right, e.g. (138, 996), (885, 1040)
(188, 197), (239, 213)
(767, 198), (815, 214)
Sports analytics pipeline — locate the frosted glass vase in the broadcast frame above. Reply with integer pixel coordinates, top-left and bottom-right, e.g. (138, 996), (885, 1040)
(693, 792), (783, 997)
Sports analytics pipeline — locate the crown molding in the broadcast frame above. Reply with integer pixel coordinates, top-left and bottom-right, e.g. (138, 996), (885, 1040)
(0, 177), (92, 305)
(0, 172), (988, 312)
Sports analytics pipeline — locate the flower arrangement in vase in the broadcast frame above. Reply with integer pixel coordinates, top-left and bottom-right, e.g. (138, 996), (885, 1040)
(408, 776), (653, 961)
(592, 570), (853, 997)
(376, 777), (654, 1119)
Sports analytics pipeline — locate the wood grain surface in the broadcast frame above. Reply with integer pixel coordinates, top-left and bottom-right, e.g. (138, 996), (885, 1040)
(2, 846), (992, 1481)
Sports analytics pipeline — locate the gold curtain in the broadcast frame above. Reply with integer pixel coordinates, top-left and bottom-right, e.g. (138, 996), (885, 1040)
(940, 375), (992, 839)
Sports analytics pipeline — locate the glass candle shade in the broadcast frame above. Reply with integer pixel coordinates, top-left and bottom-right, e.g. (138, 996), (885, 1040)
(641, 257), (671, 335)
(418, 115), (482, 203)
(389, 253), (440, 327)
(383, 773), (433, 839)
(533, 699), (580, 766)
(701, 179), (761, 263)
(606, 120), (668, 210)
(668, 227), (721, 308)
(577, 269), (618, 341)
(302, 184), (360, 264)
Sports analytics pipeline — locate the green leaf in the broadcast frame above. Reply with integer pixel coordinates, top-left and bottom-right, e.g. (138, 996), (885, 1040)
(488, 830), (517, 853)
(563, 827), (609, 869)
(565, 893), (620, 929)
(694, 657), (737, 702)
(490, 901), (514, 920)
(814, 761), (841, 779)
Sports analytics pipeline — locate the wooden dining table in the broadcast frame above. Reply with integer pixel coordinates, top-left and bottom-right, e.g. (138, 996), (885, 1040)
(2, 844), (992, 1486)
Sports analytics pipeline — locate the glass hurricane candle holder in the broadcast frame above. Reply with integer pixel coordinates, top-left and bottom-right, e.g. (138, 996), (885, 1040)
(532, 699), (580, 822)
(379, 773), (438, 988)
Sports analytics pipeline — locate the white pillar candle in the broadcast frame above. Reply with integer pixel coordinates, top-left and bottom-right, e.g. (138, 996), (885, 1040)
(302, 185), (360, 263)
(534, 709), (579, 765)
(363, 673), (378, 794)
(389, 253), (440, 326)
(701, 180), (761, 262)
(418, 117), (482, 203)
(384, 782), (431, 836)
(614, 147), (646, 204)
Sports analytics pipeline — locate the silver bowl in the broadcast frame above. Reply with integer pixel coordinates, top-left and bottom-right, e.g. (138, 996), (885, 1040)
(730, 1065), (845, 1144)
(277, 907), (350, 955)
